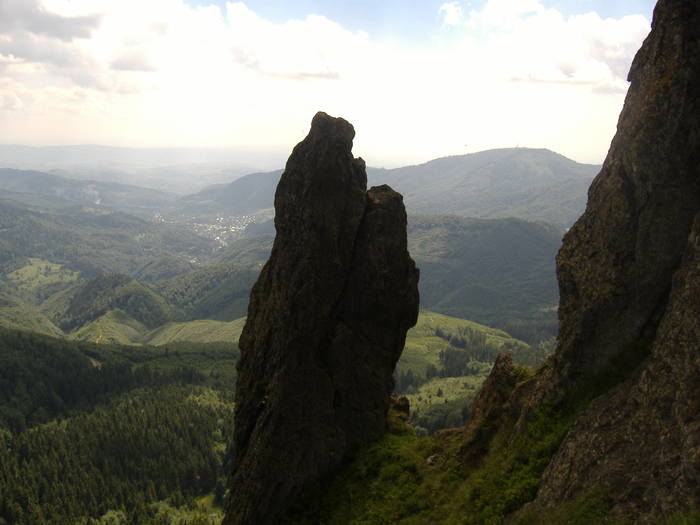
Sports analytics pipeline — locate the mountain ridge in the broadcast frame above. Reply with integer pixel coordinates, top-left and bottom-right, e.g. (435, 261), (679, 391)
(171, 147), (599, 228)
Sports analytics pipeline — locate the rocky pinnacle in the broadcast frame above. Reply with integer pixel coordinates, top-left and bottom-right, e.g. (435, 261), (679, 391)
(223, 112), (419, 525)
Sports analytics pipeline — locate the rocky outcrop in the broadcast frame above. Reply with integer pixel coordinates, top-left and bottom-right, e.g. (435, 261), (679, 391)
(459, 0), (700, 521)
(533, 215), (700, 519)
(550, 0), (700, 391)
(223, 112), (419, 525)
(458, 353), (526, 466)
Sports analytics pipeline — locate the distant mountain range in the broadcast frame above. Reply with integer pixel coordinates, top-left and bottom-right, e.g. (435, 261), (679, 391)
(0, 147), (600, 228)
(367, 148), (600, 228)
(0, 144), (285, 194)
(166, 148), (599, 228)
(0, 168), (177, 218)
(171, 169), (283, 219)
(0, 146), (574, 343)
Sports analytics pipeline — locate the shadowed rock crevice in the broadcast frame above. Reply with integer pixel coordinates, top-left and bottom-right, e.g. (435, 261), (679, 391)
(223, 112), (419, 525)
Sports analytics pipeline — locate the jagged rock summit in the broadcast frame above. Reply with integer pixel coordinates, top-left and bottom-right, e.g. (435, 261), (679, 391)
(223, 112), (419, 525)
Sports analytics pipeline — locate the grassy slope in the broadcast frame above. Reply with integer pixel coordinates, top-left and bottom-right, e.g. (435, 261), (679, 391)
(69, 309), (147, 345)
(402, 311), (528, 374)
(145, 318), (246, 345)
(6, 258), (79, 303)
(282, 394), (593, 525)
(66, 312), (246, 347)
(0, 292), (64, 338)
(399, 311), (533, 380)
(284, 342), (696, 525)
(407, 375), (487, 415)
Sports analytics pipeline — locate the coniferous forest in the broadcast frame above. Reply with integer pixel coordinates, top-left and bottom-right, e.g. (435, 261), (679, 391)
(0, 328), (236, 524)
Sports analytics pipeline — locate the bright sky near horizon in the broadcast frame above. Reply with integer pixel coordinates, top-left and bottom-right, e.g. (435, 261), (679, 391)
(0, 0), (656, 166)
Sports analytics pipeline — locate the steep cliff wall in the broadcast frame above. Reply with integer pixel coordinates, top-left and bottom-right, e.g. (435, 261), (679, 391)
(496, 0), (700, 520)
(223, 112), (419, 525)
(550, 0), (700, 391)
(533, 216), (700, 520)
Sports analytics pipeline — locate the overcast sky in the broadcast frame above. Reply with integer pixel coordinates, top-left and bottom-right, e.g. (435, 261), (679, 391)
(0, 0), (656, 166)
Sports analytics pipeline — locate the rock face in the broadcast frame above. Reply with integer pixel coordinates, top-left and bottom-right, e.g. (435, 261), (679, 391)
(534, 216), (700, 519)
(223, 112), (419, 525)
(458, 353), (526, 466)
(460, 0), (699, 521)
(525, 0), (700, 519)
(551, 0), (700, 390)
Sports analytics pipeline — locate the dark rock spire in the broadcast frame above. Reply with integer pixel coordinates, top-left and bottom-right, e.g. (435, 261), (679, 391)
(223, 112), (419, 525)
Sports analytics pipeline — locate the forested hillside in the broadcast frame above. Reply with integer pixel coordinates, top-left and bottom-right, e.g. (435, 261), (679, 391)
(0, 199), (214, 277)
(0, 308), (548, 524)
(170, 170), (283, 219)
(154, 263), (259, 322)
(408, 215), (560, 341)
(367, 148), (599, 228)
(0, 168), (178, 219)
(168, 149), (597, 229)
(0, 327), (237, 524)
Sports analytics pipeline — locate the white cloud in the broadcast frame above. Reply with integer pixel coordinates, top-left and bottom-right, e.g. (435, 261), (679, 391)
(225, 2), (367, 80)
(439, 2), (463, 26)
(0, 0), (651, 166)
(0, 0), (100, 41)
(457, 0), (650, 92)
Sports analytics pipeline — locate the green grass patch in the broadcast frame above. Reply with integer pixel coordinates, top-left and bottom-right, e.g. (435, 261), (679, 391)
(398, 310), (533, 381)
(145, 317), (246, 345)
(69, 308), (146, 344)
(283, 333), (656, 524)
(6, 257), (79, 302)
(0, 292), (64, 337)
(408, 375), (486, 414)
(282, 426), (453, 525)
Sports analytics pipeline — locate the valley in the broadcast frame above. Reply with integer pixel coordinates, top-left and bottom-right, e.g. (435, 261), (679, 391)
(2, 1), (697, 523)
(0, 147), (569, 523)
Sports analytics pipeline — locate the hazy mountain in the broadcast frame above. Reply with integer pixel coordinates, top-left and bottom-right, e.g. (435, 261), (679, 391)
(0, 199), (214, 276)
(170, 169), (282, 219)
(0, 144), (286, 194)
(176, 148), (598, 228)
(367, 148), (600, 228)
(0, 168), (177, 218)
